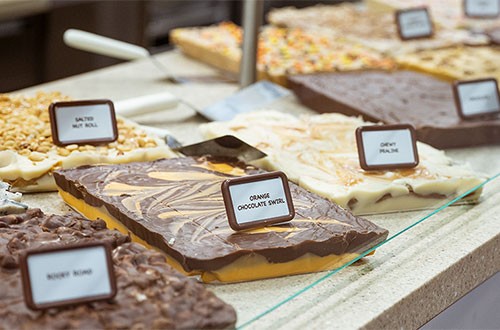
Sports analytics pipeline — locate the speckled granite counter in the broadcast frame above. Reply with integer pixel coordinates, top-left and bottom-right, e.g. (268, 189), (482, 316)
(18, 51), (500, 329)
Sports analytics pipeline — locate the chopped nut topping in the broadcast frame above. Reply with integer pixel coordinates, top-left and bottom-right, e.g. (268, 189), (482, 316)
(0, 92), (159, 162)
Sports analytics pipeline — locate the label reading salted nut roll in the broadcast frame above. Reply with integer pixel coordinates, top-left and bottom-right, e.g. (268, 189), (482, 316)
(453, 78), (500, 119)
(356, 124), (419, 171)
(395, 7), (433, 40)
(221, 171), (295, 231)
(49, 99), (118, 146)
(464, 0), (500, 18)
(19, 242), (117, 310)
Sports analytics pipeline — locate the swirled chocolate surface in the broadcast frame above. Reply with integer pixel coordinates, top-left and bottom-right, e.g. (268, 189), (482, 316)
(0, 209), (236, 329)
(289, 70), (500, 149)
(54, 157), (388, 273)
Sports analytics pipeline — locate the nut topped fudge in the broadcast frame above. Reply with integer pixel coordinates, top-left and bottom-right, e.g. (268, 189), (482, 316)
(54, 157), (389, 283)
(201, 111), (485, 215)
(0, 92), (176, 192)
(0, 209), (237, 329)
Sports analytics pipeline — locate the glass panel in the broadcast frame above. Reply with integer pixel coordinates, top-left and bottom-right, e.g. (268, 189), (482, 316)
(207, 153), (500, 328)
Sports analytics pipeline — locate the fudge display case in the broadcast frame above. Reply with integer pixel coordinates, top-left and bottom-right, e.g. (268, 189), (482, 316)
(2, 0), (499, 328)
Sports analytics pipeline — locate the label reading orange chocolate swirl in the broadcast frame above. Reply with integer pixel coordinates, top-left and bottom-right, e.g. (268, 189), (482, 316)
(221, 171), (295, 231)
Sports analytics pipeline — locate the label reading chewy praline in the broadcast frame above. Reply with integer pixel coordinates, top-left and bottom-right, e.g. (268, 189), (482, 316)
(19, 242), (117, 310)
(356, 124), (419, 171)
(221, 171), (295, 231)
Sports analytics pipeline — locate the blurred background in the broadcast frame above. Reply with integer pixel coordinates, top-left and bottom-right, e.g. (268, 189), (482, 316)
(0, 0), (348, 92)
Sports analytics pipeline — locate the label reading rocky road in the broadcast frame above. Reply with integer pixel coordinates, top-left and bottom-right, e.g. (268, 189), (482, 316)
(221, 171), (295, 231)
(49, 99), (118, 146)
(453, 78), (500, 119)
(356, 124), (419, 171)
(396, 7), (433, 40)
(19, 242), (117, 310)
(464, 0), (500, 18)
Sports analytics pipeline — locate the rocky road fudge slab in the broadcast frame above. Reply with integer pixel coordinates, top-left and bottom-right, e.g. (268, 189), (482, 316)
(53, 157), (388, 283)
(201, 111), (485, 215)
(289, 70), (500, 149)
(170, 22), (395, 86)
(268, 4), (488, 55)
(0, 209), (236, 329)
(0, 92), (176, 192)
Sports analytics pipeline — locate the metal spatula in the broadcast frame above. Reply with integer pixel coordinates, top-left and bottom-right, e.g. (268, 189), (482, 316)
(63, 29), (235, 84)
(172, 135), (266, 163)
(140, 126), (266, 163)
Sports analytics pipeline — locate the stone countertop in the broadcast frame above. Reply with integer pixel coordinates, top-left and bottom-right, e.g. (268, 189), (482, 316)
(18, 51), (500, 329)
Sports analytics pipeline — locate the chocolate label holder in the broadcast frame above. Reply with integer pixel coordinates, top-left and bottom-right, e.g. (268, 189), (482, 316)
(395, 7), (434, 41)
(19, 241), (117, 311)
(356, 124), (419, 171)
(453, 78), (500, 120)
(49, 99), (118, 147)
(221, 171), (295, 231)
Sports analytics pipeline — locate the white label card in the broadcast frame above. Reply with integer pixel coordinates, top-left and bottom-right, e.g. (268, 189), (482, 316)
(21, 243), (116, 310)
(397, 8), (433, 40)
(455, 79), (500, 118)
(465, 0), (500, 17)
(229, 178), (289, 224)
(222, 172), (294, 231)
(49, 100), (118, 146)
(356, 125), (419, 171)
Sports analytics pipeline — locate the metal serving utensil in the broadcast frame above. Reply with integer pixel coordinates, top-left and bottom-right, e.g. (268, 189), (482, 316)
(63, 29), (235, 84)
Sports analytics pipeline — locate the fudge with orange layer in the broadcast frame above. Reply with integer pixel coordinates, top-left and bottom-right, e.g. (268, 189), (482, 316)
(53, 157), (388, 283)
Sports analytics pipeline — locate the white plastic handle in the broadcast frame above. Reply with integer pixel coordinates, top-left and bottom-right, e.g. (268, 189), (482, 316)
(63, 29), (149, 61)
(114, 93), (179, 117)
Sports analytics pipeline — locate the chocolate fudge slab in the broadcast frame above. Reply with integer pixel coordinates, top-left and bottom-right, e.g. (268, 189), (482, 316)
(289, 70), (500, 149)
(53, 157), (389, 282)
(0, 209), (237, 329)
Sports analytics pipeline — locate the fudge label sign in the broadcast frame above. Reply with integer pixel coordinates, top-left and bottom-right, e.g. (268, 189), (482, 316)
(464, 0), (500, 18)
(49, 99), (118, 146)
(356, 124), (419, 171)
(453, 78), (500, 119)
(19, 242), (117, 310)
(221, 171), (295, 231)
(396, 7), (433, 40)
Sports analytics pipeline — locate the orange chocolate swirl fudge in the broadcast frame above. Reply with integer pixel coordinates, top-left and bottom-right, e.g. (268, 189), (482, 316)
(53, 157), (389, 283)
